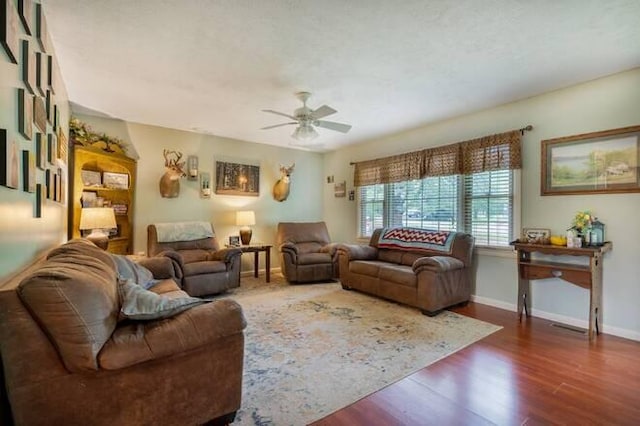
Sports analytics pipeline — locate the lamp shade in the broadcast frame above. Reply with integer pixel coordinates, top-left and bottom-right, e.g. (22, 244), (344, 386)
(292, 124), (318, 141)
(236, 210), (256, 226)
(79, 207), (117, 230)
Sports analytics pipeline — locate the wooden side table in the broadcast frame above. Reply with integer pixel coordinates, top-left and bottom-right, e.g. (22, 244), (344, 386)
(510, 241), (612, 339)
(230, 244), (272, 282)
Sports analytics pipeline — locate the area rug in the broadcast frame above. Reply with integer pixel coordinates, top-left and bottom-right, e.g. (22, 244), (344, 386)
(222, 275), (501, 425)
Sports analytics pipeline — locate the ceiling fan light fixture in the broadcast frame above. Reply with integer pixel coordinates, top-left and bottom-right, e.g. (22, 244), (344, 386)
(292, 124), (318, 141)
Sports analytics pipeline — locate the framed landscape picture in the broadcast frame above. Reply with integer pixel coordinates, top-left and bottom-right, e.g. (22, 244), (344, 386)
(35, 51), (45, 96)
(21, 39), (35, 94)
(35, 132), (45, 169)
(21, 149), (35, 193)
(1, 0), (19, 63)
(33, 95), (46, 133)
(541, 125), (640, 195)
(1, 129), (20, 189)
(35, 2), (46, 52)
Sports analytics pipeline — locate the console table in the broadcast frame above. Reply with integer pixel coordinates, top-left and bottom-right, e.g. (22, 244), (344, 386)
(510, 241), (612, 339)
(233, 244), (272, 283)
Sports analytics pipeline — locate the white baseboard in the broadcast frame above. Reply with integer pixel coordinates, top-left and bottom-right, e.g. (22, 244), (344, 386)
(470, 295), (640, 342)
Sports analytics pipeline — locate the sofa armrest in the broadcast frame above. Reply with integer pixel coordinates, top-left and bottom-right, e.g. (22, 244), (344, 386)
(337, 244), (378, 260)
(136, 256), (176, 280)
(209, 247), (242, 263)
(98, 299), (246, 370)
(413, 256), (465, 274)
(279, 242), (298, 254)
(155, 250), (184, 280)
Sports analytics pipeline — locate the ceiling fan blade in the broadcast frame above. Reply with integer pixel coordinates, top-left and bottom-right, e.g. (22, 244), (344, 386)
(261, 122), (297, 130)
(262, 109), (298, 120)
(311, 105), (337, 119)
(315, 120), (352, 133)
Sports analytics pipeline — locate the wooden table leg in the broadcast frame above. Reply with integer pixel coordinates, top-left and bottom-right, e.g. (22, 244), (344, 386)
(265, 247), (271, 283)
(517, 276), (530, 321)
(589, 253), (603, 339)
(253, 251), (259, 278)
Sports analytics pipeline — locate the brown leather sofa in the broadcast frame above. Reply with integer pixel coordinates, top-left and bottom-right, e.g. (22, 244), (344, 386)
(148, 222), (242, 296)
(276, 222), (339, 283)
(0, 239), (246, 426)
(338, 228), (475, 315)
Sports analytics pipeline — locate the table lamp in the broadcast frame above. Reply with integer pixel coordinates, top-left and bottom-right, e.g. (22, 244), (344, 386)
(79, 207), (117, 250)
(236, 210), (255, 245)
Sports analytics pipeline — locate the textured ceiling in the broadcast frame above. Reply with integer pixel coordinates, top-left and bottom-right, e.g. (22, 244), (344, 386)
(43, 0), (640, 151)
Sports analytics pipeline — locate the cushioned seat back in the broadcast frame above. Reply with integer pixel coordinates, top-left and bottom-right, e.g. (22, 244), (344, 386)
(370, 228), (474, 266)
(148, 223), (218, 256)
(276, 222), (331, 247)
(17, 239), (119, 372)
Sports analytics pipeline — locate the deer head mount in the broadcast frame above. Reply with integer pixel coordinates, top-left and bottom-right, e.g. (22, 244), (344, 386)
(272, 163), (295, 202)
(159, 149), (186, 198)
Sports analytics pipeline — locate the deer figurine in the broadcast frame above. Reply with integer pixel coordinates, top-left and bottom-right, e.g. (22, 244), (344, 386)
(159, 149), (186, 198)
(272, 163), (295, 202)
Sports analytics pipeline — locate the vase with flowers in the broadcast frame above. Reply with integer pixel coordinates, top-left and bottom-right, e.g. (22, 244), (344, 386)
(568, 210), (593, 245)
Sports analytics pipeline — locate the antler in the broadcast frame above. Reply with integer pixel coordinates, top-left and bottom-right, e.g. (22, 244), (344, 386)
(163, 149), (183, 167)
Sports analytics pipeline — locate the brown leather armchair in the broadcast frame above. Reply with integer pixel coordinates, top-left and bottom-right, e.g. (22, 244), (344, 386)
(147, 222), (242, 296)
(276, 221), (338, 283)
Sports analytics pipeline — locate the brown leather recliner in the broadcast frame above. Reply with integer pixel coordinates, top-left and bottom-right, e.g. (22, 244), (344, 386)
(147, 222), (242, 297)
(276, 221), (339, 283)
(0, 239), (246, 426)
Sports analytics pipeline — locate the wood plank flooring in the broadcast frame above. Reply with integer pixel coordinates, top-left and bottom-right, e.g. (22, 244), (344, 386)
(311, 302), (640, 425)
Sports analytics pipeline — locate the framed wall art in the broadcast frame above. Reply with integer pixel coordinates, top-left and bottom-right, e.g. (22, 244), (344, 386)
(47, 54), (55, 94)
(17, 0), (32, 35)
(1, 129), (20, 189)
(18, 88), (33, 140)
(33, 95), (46, 133)
(1, 0), (19, 63)
(215, 160), (259, 196)
(35, 183), (42, 218)
(47, 132), (56, 165)
(35, 132), (45, 169)
(21, 149), (35, 193)
(35, 51), (45, 96)
(21, 39), (35, 94)
(541, 125), (640, 196)
(35, 2), (46, 52)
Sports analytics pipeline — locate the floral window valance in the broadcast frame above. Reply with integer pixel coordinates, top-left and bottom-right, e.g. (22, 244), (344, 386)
(353, 129), (523, 186)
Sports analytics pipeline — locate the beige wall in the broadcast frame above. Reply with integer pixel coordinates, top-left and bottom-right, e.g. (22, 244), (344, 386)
(0, 5), (70, 282)
(323, 68), (640, 339)
(74, 114), (324, 273)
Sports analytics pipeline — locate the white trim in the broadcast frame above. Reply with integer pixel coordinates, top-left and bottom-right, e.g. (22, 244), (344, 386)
(470, 294), (640, 342)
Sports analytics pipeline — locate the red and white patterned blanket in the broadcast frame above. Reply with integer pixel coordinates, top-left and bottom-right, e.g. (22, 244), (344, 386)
(378, 227), (455, 253)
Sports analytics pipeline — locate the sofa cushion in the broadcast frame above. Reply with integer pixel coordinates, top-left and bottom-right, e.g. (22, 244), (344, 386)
(148, 278), (183, 295)
(98, 299), (246, 370)
(296, 241), (324, 254)
(184, 260), (226, 276)
(349, 260), (386, 277)
(17, 239), (119, 372)
(118, 279), (209, 321)
(378, 264), (417, 287)
(378, 249), (403, 264)
(179, 249), (210, 264)
(298, 252), (332, 265)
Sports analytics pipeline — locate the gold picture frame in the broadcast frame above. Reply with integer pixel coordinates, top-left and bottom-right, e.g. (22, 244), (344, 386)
(541, 125), (640, 196)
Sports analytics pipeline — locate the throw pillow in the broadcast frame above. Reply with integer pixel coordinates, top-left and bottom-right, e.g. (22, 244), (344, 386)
(117, 278), (209, 320)
(111, 254), (159, 289)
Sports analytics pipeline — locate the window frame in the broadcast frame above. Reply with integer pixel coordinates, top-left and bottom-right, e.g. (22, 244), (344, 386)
(356, 170), (520, 250)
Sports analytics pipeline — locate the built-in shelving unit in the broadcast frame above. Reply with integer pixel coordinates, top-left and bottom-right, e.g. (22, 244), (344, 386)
(68, 144), (136, 254)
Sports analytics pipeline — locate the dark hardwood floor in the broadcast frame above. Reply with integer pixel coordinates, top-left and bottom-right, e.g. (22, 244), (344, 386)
(311, 302), (640, 426)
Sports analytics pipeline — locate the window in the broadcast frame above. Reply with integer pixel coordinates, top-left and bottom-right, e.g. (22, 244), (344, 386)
(358, 169), (516, 247)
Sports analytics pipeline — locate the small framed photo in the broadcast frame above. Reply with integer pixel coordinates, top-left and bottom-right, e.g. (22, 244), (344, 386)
(81, 169), (101, 187)
(103, 171), (129, 189)
(228, 236), (240, 246)
(522, 228), (551, 244)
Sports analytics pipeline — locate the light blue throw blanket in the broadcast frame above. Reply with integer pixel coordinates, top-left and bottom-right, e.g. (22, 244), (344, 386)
(155, 221), (214, 243)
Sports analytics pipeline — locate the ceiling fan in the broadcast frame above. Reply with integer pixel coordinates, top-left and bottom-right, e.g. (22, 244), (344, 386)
(261, 92), (352, 141)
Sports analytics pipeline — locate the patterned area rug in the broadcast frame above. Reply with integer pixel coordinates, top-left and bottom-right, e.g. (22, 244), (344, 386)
(222, 274), (501, 425)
